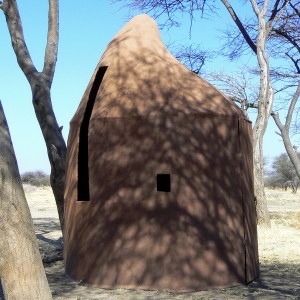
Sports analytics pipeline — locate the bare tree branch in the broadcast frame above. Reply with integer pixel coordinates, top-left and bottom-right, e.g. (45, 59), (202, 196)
(290, 1), (300, 15)
(250, 0), (261, 16)
(1, 0), (38, 83)
(112, 0), (215, 28)
(43, 0), (59, 87)
(267, 0), (291, 32)
(268, 0), (282, 22)
(271, 105), (300, 180)
(205, 70), (259, 114)
(271, 110), (285, 130)
(286, 81), (300, 130)
(271, 80), (300, 180)
(262, 0), (272, 15)
(171, 43), (209, 74)
(274, 29), (300, 54)
(220, 0), (257, 54)
(286, 53), (300, 74)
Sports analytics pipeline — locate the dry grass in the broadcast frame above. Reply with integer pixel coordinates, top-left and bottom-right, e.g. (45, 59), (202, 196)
(259, 189), (300, 265)
(292, 212), (300, 229)
(20, 186), (300, 299)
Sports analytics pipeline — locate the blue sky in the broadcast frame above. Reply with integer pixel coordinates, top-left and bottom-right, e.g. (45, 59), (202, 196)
(0, 1), (287, 173)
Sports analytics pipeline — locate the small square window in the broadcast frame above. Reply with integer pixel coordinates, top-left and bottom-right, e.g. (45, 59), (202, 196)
(157, 174), (171, 192)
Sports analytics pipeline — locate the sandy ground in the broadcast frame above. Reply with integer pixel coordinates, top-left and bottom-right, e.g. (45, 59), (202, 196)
(4, 186), (300, 299)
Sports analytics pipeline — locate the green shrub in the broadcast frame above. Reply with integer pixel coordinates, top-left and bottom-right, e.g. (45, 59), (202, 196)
(21, 170), (50, 187)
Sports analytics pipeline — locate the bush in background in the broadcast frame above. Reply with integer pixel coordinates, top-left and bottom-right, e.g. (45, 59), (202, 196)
(21, 171), (50, 187)
(265, 153), (299, 190)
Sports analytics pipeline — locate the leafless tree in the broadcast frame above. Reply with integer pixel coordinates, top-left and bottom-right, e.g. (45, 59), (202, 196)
(272, 82), (300, 178)
(167, 43), (210, 75)
(205, 70), (259, 115)
(209, 0), (300, 220)
(268, 1), (300, 187)
(269, 0), (300, 73)
(220, 0), (290, 227)
(0, 101), (52, 299)
(0, 0), (66, 230)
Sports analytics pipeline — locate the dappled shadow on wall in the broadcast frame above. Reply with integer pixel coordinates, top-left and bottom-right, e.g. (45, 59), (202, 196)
(63, 14), (259, 291)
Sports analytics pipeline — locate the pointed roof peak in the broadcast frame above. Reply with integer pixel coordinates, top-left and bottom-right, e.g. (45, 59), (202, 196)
(71, 13), (246, 122)
(112, 14), (161, 44)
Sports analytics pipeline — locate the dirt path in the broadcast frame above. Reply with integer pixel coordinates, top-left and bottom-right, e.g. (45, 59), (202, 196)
(3, 186), (300, 299)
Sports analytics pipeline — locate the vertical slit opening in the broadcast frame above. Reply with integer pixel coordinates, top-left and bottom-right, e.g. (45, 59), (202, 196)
(77, 66), (108, 201)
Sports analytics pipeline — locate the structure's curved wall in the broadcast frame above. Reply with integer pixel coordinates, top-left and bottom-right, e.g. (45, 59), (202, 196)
(63, 14), (259, 291)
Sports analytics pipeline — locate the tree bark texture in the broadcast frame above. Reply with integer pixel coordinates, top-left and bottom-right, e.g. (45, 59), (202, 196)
(31, 77), (66, 231)
(1, 0), (66, 231)
(272, 82), (300, 179)
(250, 0), (273, 227)
(0, 101), (52, 299)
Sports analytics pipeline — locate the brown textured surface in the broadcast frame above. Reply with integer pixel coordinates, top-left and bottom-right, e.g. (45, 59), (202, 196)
(64, 14), (259, 291)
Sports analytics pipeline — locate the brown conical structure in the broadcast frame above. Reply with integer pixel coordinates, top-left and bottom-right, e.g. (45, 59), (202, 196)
(64, 14), (259, 291)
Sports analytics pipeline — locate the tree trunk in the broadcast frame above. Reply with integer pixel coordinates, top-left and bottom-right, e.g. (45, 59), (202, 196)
(272, 82), (300, 181)
(0, 101), (52, 299)
(220, 0), (273, 225)
(253, 123), (271, 226)
(252, 3), (274, 227)
(31, 76), (66, 231)
(0, 0), (66, 232)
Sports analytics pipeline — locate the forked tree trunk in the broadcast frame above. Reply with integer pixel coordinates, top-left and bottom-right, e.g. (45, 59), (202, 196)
(1, 0), (66, 232)
(0, 101), (52, 299)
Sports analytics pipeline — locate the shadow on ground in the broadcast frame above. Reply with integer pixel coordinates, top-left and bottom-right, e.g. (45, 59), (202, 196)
(34, 218), (63, 264)
(1, 218), (299, 299)
(37, 218), (299, 299)
(44, 261), (300, 299)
